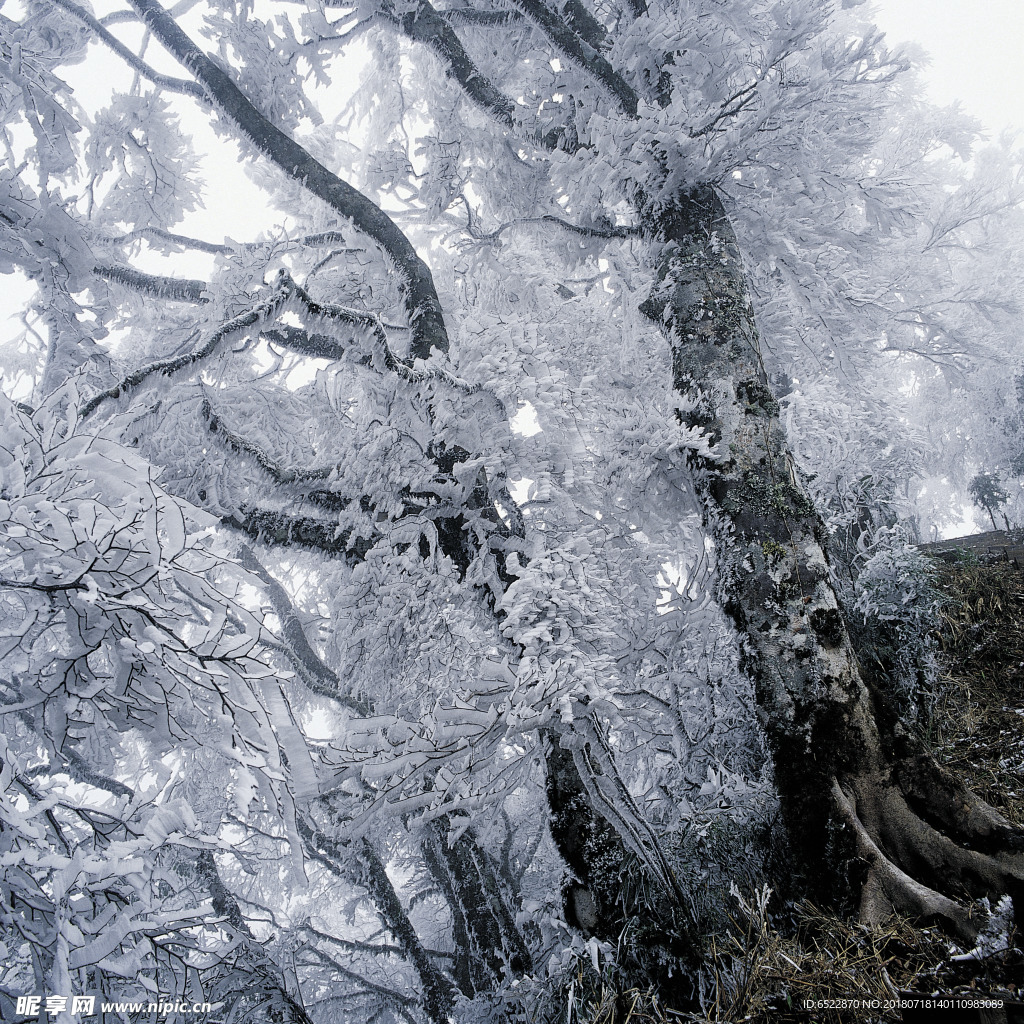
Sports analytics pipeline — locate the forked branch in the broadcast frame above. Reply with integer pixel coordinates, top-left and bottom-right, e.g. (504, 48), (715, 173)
(125, 0), (449, 360)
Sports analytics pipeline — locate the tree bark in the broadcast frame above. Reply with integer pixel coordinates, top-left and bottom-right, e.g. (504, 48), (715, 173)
(640, 184), (1024, 941)
(420, 816), (533, 997)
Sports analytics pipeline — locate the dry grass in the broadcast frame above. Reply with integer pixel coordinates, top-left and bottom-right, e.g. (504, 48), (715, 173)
(567, 985), (677, 1023)
(930, 559), (1024, 826)
(691, 897), (955, 1023)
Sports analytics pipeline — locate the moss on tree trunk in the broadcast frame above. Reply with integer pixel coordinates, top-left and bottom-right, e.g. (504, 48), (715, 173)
(641, 185), (1024, 939)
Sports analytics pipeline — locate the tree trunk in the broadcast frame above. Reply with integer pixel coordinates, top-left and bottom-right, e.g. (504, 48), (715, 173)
(640, 184), (1024, 941)
(421, 816), (533, 997)
(545, 728), (695, 1001)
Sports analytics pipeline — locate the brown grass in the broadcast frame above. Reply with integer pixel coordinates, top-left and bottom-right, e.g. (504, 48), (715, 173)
(930, 559), (1024, 826)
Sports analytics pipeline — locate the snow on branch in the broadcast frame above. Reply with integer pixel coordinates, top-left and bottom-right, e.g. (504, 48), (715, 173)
(439, 7), (523, 25)
(99, 226), (364, 256)
(387, 0), (517, 130)
(235, 543), (373, 715)
(296, 817), (458, 1024)
(80, 270), (295, 418)
(125, 0), (450, 361)
(282, 273), (503, 411)
(93, 262), (209, 303)
(200, 396), (336, 484)
(222, 505), (370, 558)
(48, 0), (208, 102)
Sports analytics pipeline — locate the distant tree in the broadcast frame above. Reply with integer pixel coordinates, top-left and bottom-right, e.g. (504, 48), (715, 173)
(969, 471), (1012, 531)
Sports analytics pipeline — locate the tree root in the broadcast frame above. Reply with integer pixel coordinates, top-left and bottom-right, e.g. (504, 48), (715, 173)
(832, 764), (1024, 946)
(832, 780), (980, 943)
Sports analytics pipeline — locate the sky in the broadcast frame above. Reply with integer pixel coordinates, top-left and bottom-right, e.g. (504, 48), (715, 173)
(871, 0), (1024, 138)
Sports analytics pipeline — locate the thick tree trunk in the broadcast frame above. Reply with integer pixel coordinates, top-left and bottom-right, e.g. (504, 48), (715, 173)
(640, 185), (1024, 941)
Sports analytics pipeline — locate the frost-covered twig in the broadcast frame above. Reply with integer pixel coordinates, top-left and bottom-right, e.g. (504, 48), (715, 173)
(297, 818), (457, 1024)
(200, 397), (334, 484)
(386, 0), (517, 130)
(98, 225), (363, 256)
(244, 271), (508, 415)
(506, 0), (637, 116)
(81, 272), (293, 418)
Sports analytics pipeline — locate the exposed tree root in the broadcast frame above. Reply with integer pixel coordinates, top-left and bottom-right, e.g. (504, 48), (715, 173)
(832, 779), (980, 943)
(830, 718), (1024, 945)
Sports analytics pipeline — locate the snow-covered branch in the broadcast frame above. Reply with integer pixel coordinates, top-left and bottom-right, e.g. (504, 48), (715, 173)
(125, 0), (450, 360)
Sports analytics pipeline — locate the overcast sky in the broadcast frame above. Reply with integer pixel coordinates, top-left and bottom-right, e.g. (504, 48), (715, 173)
(871, 0), (1024, 138)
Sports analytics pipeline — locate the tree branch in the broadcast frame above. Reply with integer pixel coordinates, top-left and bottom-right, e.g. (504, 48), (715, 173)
(389, 0), (517, 131)
(540, 213), (637, 238)
(125, 0), (449, 360)
(201, 397), (335, 484)
(236, 543), (372, 715)
(297, 945), (419, 1010)
(506, 0), (638, 116)
(222, 506), (372, 559)
(47, 0), (208, 102)
(439, 7), (523, 25)
(93, 263), (209, 304)
(81, 270), (294, 418)
(193, 851), (316, 1024)
(297, 817), (458, 1024)
(98, 226), (363, 256)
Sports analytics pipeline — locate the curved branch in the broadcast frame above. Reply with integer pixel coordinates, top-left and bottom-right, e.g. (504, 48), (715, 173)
(286, 275), (499, 407)
(126, 0), (449, 360)
(236, 543), (372, 715)
(201, 397), (334, 484)
(47, 0), (208, 101)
